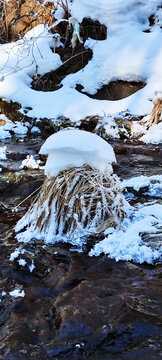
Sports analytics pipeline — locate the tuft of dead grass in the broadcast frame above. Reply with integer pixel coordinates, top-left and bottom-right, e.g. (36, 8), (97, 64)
(18, 164), (125, 240)
(149, 99), (162, 125)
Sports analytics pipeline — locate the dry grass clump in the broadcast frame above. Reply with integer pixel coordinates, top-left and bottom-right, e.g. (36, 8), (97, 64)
(131, 99), (162, 139)
(138, 99), (162, 127)
(149, 99), (162, 125)
(17, 165), (125, 241)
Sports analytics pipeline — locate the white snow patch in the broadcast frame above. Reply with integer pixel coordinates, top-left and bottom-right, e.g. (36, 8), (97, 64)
(28, 260), (35, 273)
(0, 3), (160, 144)
(121, 174), (162, 197)
(140, 122), (162, 144)
(40, 129), (116, 177)
(89, 202), (162, 264)
(9, 248), (25, 261)
(20, 155), (41, 169)
(31, 126), (41, 134)
(18, 258), (27, 266)
(0, 114), (28, 139)
(0, 146), (7, 160)
(9, 289), (25, 298)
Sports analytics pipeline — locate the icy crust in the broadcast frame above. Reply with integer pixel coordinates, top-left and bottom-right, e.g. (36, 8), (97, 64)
(40, 130), (116, 177)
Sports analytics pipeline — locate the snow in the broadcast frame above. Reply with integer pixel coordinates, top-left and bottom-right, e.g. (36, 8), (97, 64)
(9, 248), (25, 261)
(20, 155), (41, 170)
(0, 146), (7, 160)
(0, 114), (29, 139)
(28, 260), (35, 273)
(9, 289), (25, 298)
(0, 1), (161, 265)
(15, 175), (162, 264)
(121, 174), (162, 195)
(89, 202), (162, 264)
(40, 129), (116, 177)
(140, 122), (162, 144)
(18, 258), (27, 266)
(0, 2), (160, 143)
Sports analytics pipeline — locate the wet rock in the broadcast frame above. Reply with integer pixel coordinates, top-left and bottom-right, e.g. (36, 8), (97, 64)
(76, 81), (145, 101)
(32, 48), (92, 92)
(81, 18), (107, 41)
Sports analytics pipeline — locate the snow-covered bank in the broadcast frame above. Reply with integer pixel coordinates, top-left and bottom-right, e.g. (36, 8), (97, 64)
(89, 202), (162, 264)
(0, 1), (161, 143)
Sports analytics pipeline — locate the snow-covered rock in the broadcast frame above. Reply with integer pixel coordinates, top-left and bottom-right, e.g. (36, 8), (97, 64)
(40, 129), (116, 177)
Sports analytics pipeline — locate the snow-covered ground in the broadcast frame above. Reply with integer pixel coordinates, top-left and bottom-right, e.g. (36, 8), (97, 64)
(0, 0), (161, 142)
(0, 114), (40, 140)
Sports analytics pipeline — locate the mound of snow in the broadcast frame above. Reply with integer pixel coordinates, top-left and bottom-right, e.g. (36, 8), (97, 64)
(71, 0), (161, 32)
(40, 129), (116, 177)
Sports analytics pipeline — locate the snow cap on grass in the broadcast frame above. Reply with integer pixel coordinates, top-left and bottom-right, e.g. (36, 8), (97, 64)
(40, 129), (116, 177)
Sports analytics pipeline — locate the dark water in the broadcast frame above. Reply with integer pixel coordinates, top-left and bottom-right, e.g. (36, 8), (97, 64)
(0, 136), (162, 359)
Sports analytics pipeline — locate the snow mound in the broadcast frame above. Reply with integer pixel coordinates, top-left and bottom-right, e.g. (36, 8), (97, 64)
(71, 0), (161, 31)
(90, 202), (162, 264)
(140, 122), (162, 144)
(40, 129), (116, 177)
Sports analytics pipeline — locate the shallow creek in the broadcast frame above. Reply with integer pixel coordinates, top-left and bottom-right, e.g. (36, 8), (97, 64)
(0, 135), (162, 360)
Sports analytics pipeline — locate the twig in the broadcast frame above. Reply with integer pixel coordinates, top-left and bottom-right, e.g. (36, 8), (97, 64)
(13, 185), (42, 212)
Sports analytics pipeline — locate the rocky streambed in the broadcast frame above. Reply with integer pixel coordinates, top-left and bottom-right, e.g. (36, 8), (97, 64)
(0, 134), (162, 360)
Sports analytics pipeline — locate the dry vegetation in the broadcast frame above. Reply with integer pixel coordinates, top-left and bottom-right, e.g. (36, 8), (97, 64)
(0, 0), (55, 42)
(18, 165), (125, 239)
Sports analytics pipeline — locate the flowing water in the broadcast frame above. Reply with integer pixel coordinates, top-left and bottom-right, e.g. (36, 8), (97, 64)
(0, 134), (162, 360)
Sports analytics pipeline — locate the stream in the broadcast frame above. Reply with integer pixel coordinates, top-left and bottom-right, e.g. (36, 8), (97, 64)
(0, 134), (162, 360)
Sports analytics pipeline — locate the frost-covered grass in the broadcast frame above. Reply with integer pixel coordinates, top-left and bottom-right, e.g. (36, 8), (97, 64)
(14, 173), (162, 265)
